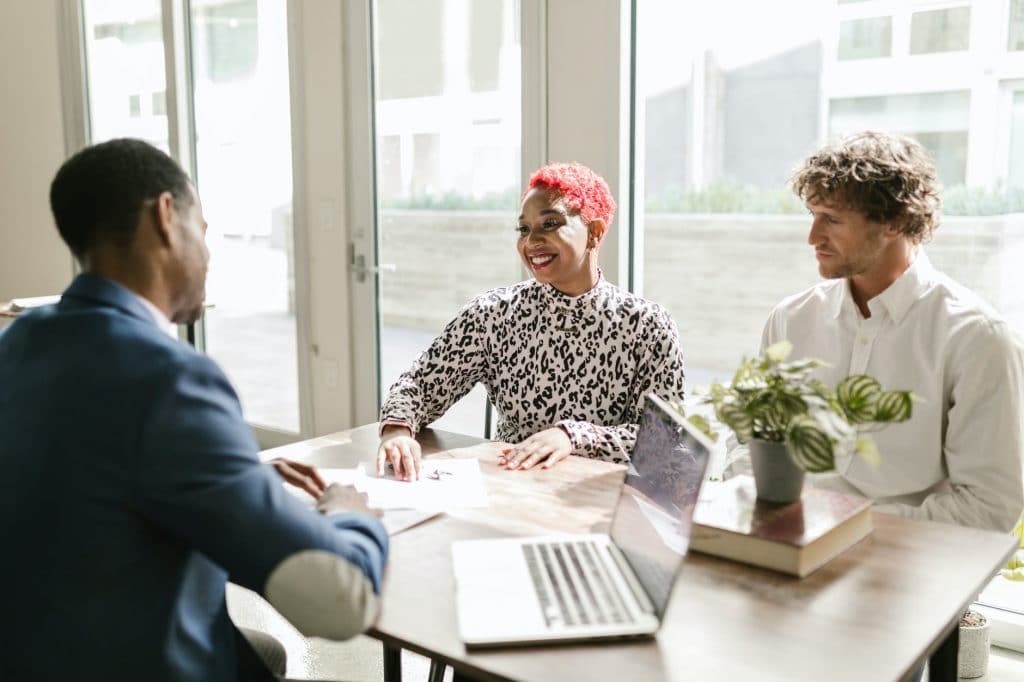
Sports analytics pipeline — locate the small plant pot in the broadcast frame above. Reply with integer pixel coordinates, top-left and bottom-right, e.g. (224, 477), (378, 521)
(749, 439), (805, 504)
(958, 610), (990, 678)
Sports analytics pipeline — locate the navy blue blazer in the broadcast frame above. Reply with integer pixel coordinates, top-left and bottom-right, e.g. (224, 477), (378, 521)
(0, 274), (388, 681)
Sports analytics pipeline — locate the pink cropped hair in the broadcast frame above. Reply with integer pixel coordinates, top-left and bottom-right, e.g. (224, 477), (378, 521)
(525, 162), (616, 228)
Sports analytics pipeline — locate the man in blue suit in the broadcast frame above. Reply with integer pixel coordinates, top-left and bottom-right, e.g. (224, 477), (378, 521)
(0, 139), (388, 680)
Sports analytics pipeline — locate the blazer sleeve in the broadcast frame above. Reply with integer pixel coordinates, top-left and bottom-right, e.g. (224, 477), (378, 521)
(136, 354), (388, 639)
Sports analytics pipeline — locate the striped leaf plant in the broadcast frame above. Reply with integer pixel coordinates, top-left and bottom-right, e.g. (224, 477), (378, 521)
(698, 340), (915, 473)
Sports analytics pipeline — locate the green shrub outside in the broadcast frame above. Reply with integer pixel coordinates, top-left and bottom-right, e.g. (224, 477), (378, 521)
(645, 182), (804, 214)
(380, 187), (520, 211)
(943, 183), (1024, 216)
(645, 182), (1024, 216)
(378, 182), (1024, 216)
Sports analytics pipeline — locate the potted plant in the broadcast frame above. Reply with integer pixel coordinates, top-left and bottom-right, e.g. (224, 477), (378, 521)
(958, 609), (991, 678)
(954, 514), (1024, 678)
(693, 340), (915, 503)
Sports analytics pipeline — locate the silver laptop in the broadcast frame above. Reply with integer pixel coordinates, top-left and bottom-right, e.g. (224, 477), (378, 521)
(452, 394), (714, 647)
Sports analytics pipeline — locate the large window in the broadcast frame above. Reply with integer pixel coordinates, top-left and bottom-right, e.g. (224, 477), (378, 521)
(80, 0), (302, 438)
(829, 91), (970, 185)
(190, 0), (299, 433)
(635, 0), (825, 386)
(373, 0), (521, 437)
(82, 0), (167, 149)
(909, 6), (970, 55)
(838, 16), (892, 60)
(1011, 0), (1024, 51)
(635, 0), (1024, 651)
(1010, 90), (1024, 190)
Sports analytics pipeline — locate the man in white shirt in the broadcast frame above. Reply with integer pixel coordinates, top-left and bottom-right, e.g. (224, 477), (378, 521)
(761, 130), (1024, 532)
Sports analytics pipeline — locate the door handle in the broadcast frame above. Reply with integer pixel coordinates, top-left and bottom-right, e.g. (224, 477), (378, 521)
(351, 251), (396, 283)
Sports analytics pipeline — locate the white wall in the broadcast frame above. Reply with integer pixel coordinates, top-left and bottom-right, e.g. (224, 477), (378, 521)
(0, 1), (74, 302)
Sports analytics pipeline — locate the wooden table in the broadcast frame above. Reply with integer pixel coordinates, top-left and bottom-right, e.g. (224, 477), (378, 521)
(263, 425), (1017, 682)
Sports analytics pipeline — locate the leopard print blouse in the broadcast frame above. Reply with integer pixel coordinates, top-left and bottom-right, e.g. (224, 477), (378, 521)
(379, 275), (686, 463)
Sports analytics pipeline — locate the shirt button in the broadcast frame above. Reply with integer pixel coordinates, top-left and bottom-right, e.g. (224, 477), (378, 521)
(859, 337), (868, 346)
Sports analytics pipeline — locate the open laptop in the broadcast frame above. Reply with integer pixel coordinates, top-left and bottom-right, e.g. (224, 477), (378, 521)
(451, 393), (714, 647)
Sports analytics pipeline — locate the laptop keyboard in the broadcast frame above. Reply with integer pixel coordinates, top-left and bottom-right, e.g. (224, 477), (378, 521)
(522, 540), (638, 629)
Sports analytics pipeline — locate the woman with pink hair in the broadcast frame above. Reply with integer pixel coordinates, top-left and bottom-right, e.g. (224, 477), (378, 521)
(377, 162), (686, 478)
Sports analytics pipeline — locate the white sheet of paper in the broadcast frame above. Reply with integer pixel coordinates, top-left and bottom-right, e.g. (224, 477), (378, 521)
(319, 465), (366, 488)
(317, 465), (442, 534)
(358, 459), (488, 510)
(381, 509), (442, 535)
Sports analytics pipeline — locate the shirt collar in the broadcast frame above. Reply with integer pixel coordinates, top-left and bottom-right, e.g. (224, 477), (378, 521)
(131, 291), (177, 334)
(831, 251), (933, 324)
(539, 270), (607, 310)
(869, 251), (934, 324)
(828, 280), (851, 320)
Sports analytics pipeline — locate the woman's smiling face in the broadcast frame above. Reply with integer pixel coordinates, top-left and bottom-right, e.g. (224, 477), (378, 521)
(516, 187), (597, 296)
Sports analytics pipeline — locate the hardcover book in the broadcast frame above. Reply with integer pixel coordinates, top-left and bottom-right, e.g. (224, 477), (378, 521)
(690, 475), (873, 577)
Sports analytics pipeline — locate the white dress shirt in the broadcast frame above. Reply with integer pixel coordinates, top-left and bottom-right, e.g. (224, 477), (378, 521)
(762, 252), (1024, 531)
(131, 292), (180, 338)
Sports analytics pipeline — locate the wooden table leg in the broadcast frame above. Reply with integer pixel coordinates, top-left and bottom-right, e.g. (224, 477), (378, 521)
(383, 643), (402, 682)
(928, 622), (959, 682)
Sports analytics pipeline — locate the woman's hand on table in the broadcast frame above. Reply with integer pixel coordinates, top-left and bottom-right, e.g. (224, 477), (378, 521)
(377, 424), (422, 481)
(499, 427), (573, 470)
(268, 457), (327, 499)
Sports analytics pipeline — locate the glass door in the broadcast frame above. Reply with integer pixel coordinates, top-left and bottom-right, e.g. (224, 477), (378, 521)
(82, 0), (168, 149)
(80, 0), (307, 444)
(368, 0), (524, 436)
(188, 0), (303, 438)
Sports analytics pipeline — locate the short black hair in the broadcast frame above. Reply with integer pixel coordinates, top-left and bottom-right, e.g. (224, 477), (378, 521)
(49, 138), (193, 256)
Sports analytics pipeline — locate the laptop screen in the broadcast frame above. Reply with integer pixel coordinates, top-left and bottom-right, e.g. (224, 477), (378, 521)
(607, 394), (711, 618)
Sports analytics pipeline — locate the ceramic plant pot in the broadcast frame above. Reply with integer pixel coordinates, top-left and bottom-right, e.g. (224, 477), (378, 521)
(958, 610), (990, 679)
(749, 438), (805, 504)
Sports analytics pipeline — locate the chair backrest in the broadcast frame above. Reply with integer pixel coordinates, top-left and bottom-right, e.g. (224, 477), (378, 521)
(483, 400), (494, 440)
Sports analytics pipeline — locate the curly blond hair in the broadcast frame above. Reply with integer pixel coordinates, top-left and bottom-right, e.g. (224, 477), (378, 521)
(791, 131), (942, 243)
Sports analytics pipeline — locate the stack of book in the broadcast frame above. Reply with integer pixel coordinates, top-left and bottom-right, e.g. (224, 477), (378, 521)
(690, 475), (873, 577)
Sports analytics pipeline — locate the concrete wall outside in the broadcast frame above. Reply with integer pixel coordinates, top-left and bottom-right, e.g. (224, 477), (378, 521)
(379, 209), (1024, 380)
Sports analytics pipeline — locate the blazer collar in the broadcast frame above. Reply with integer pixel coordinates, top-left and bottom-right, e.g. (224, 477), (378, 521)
(61, 273), (158, 327)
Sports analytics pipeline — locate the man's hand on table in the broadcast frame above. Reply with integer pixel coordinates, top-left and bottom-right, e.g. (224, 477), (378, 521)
(268, 457), (326, 499)
(377, 424), (422, 481)
(317, 484), (382, 518)
(499, 427), (572, 470)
